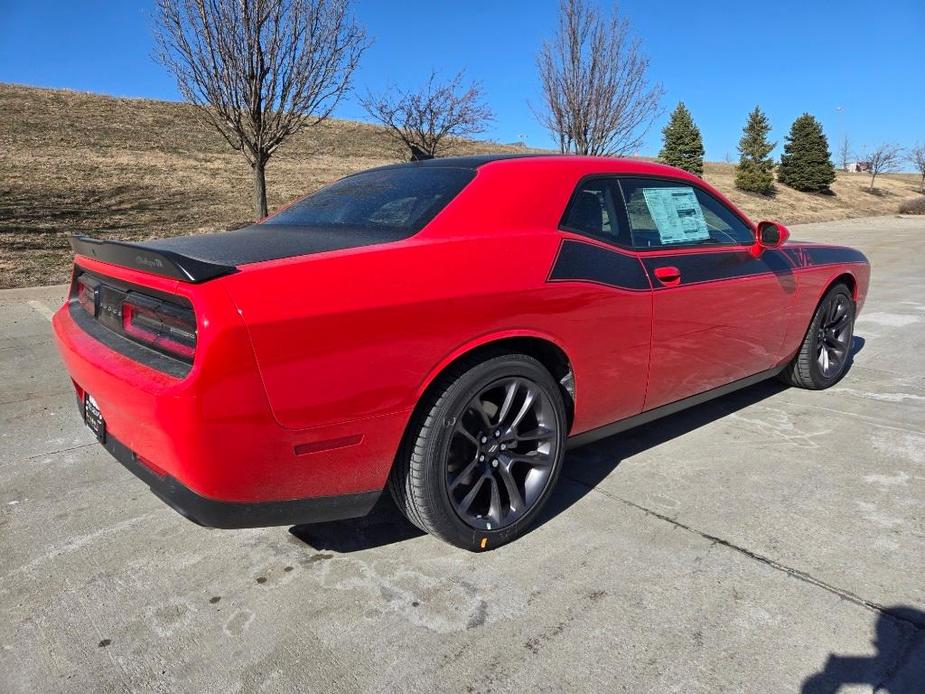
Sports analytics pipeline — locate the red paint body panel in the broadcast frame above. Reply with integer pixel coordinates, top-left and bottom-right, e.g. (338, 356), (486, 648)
(52, 156), (870, 513)
(642, 246), (796, 408)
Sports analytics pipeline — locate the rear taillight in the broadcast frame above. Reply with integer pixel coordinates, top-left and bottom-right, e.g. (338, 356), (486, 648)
(76, 274), (100, 317)
(122, 295), (197, 362)
(70, 268), (198, 370)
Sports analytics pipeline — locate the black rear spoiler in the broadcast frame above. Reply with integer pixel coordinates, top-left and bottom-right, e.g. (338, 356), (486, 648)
(69, 235), (237, 283)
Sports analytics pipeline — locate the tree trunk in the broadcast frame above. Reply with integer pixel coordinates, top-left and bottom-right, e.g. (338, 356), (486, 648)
(869, 172), (877, 191)
(253, 159), (268, 219)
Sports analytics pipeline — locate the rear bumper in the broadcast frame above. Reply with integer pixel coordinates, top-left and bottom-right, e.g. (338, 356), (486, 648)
(52, 259), (409, 506)
(100, 431), (379, 528)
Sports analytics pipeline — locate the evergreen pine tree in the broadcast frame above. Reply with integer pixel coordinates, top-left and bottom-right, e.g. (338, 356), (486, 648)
(659, 102), (704, 176)
(777, 113), (836, 192)
(734, 106), (776, 195)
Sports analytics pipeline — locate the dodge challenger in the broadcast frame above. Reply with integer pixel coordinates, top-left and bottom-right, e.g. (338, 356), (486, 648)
(53, 155), (870, 550)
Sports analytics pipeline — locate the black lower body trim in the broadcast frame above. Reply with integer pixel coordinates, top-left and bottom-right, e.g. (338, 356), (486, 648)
(567, 366), (785, 449)
(102, 434), (380, 529)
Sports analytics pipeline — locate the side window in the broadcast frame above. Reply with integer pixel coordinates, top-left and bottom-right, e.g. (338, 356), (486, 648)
(560, 179), (627, 245)
(619, 178), (754, 249)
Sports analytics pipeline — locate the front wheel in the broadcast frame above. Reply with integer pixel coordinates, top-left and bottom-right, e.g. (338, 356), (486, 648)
(779, 283), (856, 389)
(389, 353), (567, 551)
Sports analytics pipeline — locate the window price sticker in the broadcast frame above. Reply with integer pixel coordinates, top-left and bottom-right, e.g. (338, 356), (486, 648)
(641, 187), (710, 244)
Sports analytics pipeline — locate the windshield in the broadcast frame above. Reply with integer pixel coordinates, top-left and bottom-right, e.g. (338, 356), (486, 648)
(263, 167), (475, 232)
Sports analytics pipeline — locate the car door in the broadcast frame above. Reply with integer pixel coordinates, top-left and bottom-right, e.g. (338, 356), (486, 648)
(616, 177), (796, 411)
(552, 177), (653, 430)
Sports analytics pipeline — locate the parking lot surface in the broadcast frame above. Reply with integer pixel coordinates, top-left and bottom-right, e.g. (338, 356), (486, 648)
(2, 216), (923, 693)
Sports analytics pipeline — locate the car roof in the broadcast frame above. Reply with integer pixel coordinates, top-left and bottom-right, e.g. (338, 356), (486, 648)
(360, 153), (697, 181)
(360, 153), (548, 172)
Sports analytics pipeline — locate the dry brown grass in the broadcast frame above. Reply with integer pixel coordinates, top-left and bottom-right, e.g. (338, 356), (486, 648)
(702, 162), (921, 226)
(1, 83), (921, 288)
(0, 84), (528, 288)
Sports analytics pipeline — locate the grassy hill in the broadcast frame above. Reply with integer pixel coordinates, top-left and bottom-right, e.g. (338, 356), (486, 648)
(1, 83), (921, 288)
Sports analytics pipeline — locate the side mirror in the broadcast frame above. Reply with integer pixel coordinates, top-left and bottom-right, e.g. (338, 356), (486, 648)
(751, 220), (790, 256)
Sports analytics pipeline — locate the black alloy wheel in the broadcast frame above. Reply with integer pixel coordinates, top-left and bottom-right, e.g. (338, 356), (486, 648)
(389, 353), (567, 550)
(814, 291), (853, 378)
(446, 377), (560, 531)
(780, 283), (856, 389)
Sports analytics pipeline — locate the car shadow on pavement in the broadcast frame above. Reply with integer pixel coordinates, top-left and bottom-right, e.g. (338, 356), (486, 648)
(847, 334), (865, 368)
(801, 606), (925, 694)
(289, 494), (424, 552)
(534, 377), (790, 530)
(537, 334), (866, 531)
(291, 337), (867, 553)
(289, 378), (790, 554)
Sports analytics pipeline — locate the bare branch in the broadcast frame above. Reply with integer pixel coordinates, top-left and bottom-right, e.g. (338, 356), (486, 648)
(910, 143), (925, 192)
(865, 143), (904, 191)
(359, 71), (494, 159)
(154, 0), (369, 217)
(535, 0), (663, 156)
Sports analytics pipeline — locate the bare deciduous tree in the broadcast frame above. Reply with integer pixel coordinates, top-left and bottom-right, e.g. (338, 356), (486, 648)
(838, 135), (851, 171)
(360, 71), (494, 160)
(155, 0), (368, 218)
(910, 143), (925, 192)
(536, 0), (663, 156)
(865, 143), (904, 190)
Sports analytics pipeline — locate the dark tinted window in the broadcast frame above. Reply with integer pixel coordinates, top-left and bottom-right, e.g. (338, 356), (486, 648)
(619, 178), (754, 249)
(560, 179), (628, 245)
(264, 167), (475, 232)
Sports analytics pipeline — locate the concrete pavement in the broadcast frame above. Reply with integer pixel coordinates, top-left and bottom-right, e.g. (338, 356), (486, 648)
(1, 216), (923, 693)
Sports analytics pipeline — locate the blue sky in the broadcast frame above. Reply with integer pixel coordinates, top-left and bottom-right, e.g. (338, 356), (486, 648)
(1, 0), (922, 161)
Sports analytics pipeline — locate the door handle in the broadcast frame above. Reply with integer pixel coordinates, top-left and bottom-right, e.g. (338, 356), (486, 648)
(653, 265), (682, 287)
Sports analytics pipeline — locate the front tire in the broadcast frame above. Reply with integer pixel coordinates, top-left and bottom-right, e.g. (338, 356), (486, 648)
(779, 283), (855, 389)
(389, 353), (567, 551)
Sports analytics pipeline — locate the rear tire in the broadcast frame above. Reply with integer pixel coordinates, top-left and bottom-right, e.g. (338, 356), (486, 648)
(389, 353), (567, 551)
(779, 283), (855, 389)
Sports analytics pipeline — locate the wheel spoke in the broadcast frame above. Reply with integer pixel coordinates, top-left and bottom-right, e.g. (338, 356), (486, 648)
(449, 459), (480, 491)
(470, 400), (492, 430)
(818, 346), (830, 373)
(487, 477), (503, 526)
(510, 388), (537, 430)
(457, 474), (487, 514)
(826, 299), (838, 325)
(454, 422), (479, 446)
(508, 451), (553, 467)
(496, 462), (525, 512)
(515, 426), (555, 443)
(495, 380), (519, 427)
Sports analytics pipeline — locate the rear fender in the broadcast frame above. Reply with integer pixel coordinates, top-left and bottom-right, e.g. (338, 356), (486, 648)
(413, 328), (574, 406)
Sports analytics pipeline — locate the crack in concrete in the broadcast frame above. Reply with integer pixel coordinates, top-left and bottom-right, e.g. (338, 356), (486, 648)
(565, 472), (925, 634)
(0, 442), (96, 469)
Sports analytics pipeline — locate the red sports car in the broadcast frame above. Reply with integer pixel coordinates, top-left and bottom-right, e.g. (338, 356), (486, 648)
(53, 155), (869, 550)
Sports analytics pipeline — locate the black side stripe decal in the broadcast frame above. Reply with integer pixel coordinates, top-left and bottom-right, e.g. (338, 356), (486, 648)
(548, 239), (867, 292)
(548, 240), (650, 291)
(640, 249), (792, 285)
(782, 246), (868, 268)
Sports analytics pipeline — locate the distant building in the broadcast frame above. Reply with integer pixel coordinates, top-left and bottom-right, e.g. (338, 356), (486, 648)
(848, 161), (871, 172)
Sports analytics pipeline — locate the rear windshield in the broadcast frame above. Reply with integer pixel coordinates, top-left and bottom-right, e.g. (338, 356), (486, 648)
(263, 167), (475, 232)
